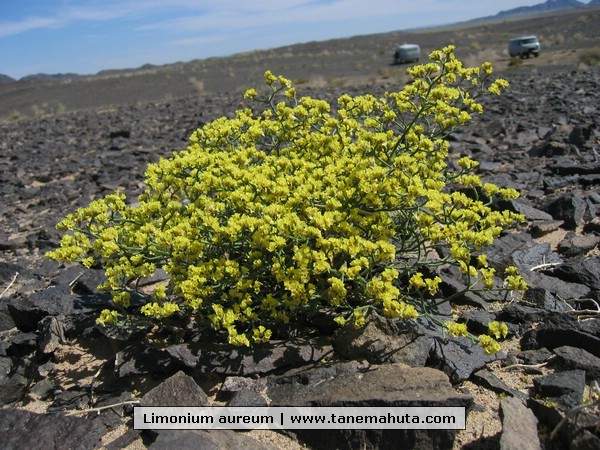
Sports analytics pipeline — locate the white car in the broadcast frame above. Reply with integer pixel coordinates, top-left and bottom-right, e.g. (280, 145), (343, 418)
(509, 36), (541, 58)
(394, 44), (421, 64)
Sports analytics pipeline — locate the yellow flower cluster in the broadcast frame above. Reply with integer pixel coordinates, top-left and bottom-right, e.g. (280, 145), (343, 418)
(443, 320), (509, 355)
(47, 47), (525, 353)
(488, 321), (509, 339)
(97, 309), (119, 327)
(409, 272), (442, 295)
(479, 335), (502, 355)
(444, 321), (468, 337)
(141, 302), (180, 318)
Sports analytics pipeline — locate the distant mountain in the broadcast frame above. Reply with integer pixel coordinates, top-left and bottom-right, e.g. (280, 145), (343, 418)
(0, 74), (16, 85)
(97, 63), (159, 77)
(495, 0), (586, 18)
(19, 73), (82, 82)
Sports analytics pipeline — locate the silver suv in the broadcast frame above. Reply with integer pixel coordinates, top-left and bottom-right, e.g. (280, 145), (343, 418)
(394, 44), (421, 64)
(509, 36), (541, 58)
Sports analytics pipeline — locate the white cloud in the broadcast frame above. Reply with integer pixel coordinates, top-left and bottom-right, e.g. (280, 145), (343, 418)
(0, 16), (61, 38)
(2, 1), (589, 44)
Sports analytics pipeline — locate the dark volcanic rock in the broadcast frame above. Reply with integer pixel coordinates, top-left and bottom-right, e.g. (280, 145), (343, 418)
(428, 335), (500, 383)
(0, 303), (16, 332)
(473, 369), (526, 400)
(502, 199), (554, 221)
(557, 232), (600, 257)
(165, 337), (334, 377)
(333, 315), (430, 366)
(0, 354), (33, 405)
(38, 315), (66, 355)
(6, 285), (111, 334)
(511, 348), (554, 366)
(141, 370), (209, 407)
(522, 270), (590, 301)
(114, 344), (182, 378)
(510, 242), (562, 271)
(553, 345), (600, 380)
(0, 408), (106, 449)
(115, 337), (333, 378)
(149, 429), (278, 450)
(226, 389), (270, 407)
(220, 376), (271, 406)
(521, 314), (600, 357)
(267, 362), (472, 450)
(438, 269), (490, 308)
(521, 288), (568, 312)
(499, 397), (541, 450)
(532, 369), (586, 410)
(550, 257), (600, 291)
(569, 431), (600, 450)
(546, 193), (590, 229)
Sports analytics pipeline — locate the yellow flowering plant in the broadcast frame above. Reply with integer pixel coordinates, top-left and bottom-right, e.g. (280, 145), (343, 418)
(47, 46), (526, 351)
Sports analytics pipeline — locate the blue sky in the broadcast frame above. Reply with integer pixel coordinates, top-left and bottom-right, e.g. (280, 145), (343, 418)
(0, 1), (590, 79)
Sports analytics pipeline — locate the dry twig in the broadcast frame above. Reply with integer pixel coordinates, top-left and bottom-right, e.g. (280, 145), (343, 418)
(529, 262), (561, 272)
(557, 295), (600, 319)
(500, 361), (551, 371)
(550, 399), (600, 441)
(65, 400), (140, 416)
(0, 272), (19, 298)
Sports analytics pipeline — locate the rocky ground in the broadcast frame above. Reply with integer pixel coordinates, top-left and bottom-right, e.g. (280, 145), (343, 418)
(1, 62), (599, 449)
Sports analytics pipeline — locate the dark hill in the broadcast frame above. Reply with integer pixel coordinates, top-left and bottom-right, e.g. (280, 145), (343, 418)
(496, 0), (586, 17)
(0, 74), (16, 85)
(19, 73), (82, 82)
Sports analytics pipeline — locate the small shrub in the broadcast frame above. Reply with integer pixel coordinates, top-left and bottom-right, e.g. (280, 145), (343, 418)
(53, 102), (66, 115)
(508, 57), (524, 68)
(579, 47), (600, 66)
(47, 46), (525, 351)
(552, 33), (566, 45)
(326, 77), (346, 88)
(29, 102), (66, 119)
(188, 76), (205, 93)
(31, 104), (46, 119)
(377, 67), (391, 79)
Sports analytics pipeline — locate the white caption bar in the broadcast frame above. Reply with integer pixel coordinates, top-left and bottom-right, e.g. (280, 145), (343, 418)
(134, 406), (466, 430)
